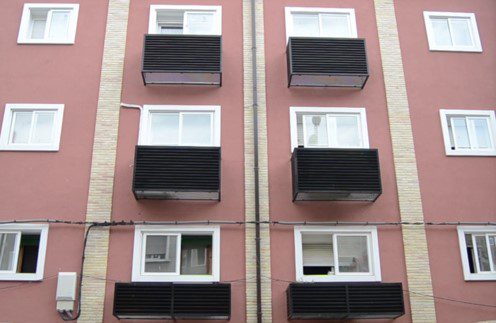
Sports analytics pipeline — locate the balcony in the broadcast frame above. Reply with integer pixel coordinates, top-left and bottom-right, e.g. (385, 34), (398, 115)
(132, 146), (221, 200)
(291, 148), (381, 201)
(287, 37), (368, 88)
(113, 282), (231, 320)
(287, 282), (404, 320)
(142, 34), (222, 86)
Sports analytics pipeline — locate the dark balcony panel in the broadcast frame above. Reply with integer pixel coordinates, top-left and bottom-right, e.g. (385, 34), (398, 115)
(287, 282), (404, 320)
(133, 146), (221, 200)
(113, 283), (231, 320)
(174, 283), (231, 320)
(113, 282), (173, 319)
(291, 148), (382, 202)
(142, 34), (222, 86)
(287, 37), (368, 88)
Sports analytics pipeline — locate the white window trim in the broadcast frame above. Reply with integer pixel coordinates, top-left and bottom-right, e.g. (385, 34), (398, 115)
(0, 104), (64, 151)
(457, 226), (496, 281)
(294, 226), (381, 282)
(138, 105), (221, 146)
(17, 3), (79, 44)
(132, 225), (220, 282)
(148, 5), (222, 35)
(289, 107), (369, 152)
(439, 109), (496, 156)
(285, 7), (357, 42)
(0, 224), (49, 281)
(423, 11), (482, 52)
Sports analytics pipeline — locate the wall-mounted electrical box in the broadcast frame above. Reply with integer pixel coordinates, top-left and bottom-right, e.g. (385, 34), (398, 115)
(56, 272), (77, 312)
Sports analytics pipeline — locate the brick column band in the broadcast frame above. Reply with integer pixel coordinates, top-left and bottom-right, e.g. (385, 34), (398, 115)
(374, 0), (437, 322)
(243, 0), (273, 321)
(78, 0), (130, 322)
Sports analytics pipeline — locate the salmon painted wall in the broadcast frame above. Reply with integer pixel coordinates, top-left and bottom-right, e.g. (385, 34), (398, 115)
(263, 0), (411, 322)
(103, 0), (246, 321)
(0, 0), (108, 321)
(395, 0), (496, 321)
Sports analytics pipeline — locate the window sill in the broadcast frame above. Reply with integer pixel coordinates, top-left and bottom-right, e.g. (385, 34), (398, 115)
(0, 273), (43, 281)
(132, 275), (218, 283)
(297, 275), (381, 283)
(445, 150), (496, 157)
(428, 47), (482, 53)
(463, 274), (496, 281)
(17, 40), (75, 45)
(0, 145), (60, 152)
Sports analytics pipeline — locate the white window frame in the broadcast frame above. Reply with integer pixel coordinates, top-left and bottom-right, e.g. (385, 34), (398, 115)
(17, 3), (79, 44)
(294, 226), (381, 282)
(457, 226), (496, 281)
(289, 107), (369, 151)
(0, 224), (49, 281)
(139, 105), (221, 146)
(423, 11), (482, 52)
(0, 104), (64, 151)
(439, 109), (496, 156)
(285, 7), (357, 42)
(132, 226), (220, 282)
(148, 5), (222, 35)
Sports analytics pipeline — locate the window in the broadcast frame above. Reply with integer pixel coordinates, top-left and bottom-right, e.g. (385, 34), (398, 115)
(294, 226), (381, 282)
(0, 224), (49, 281)
(132, 226), (220, 282)
(0, 104), (64, 151)
(439, 109), (496, 156)
(290, 107), (369, 151)
(149, 5), (221, 35)
(457, 226), (496, 281)
(18, 3), (79, 44)
(285, 7), (357, 40)
(139, 105), (220, 146)
(423, 12), (482, 52)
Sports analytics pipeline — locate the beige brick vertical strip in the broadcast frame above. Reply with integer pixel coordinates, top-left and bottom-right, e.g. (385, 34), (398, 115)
(243, 0), (273, 321)
(374, 0), (436, 322)
(78, 0), (130, 322)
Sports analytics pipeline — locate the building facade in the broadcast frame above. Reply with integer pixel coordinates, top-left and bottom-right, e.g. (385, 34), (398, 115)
(0, 0), (494, 322)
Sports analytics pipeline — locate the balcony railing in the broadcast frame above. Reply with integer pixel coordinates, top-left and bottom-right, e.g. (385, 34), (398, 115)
(142, 34), (222, 86)
(287, 37), (369, 88)
(287, 282), (404, 320)
(291, 148), (381, 201)
(113, 282), (231, 320)
(132, 146), (221, 200)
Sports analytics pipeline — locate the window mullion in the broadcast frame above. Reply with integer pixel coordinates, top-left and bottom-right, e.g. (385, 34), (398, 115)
(446, 18), (455, 46)
(333, 234), (339, 275)
(11, 232), (21, 274)
(45, 10), (53, 39)
(486, 234), (495, 273)
(327, 114), (337, 147)
(472, 234), (482, 273)
(466, 117), (478, 150)
(317, 14), (324, 37)
(178, 113), (184, 146)
(28, 112), (37, 144)
(176, 233), (182, 275)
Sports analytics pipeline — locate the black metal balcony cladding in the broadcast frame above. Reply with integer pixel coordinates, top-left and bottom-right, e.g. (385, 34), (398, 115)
(132, 146), (221, 200)
(287, 282), (405, 320)
(287, 37), (369, 88)
(113, 282), (231, 320)
(142, 34), (222, 85)
(291, 148), (382, 201)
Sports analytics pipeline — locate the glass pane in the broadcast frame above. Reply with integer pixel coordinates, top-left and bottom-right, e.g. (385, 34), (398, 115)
(337, 236), (369, 273)
(321, 14), (351, 37)
(150, 113), (179, 145)
(181, 113), (212, 146)
(30, 19), (47, 39)
(292, 13), (319, 37)
(49, 11), (70, 40)
(450, 18), (473, 46)
(431, 18), (452, 46)
(302, 234), (334, 275)
(334, 116), (361, 147)
(489, 235), (496, 270)
(144, 235), (177, 273)
(470, 118), (491, 149)
(32, 112), (55, 144)
(180, 235), (212, 275)
(0, 233), (17, 271)
(11, 112), (32, 144)
(451, 117), (470, 149)
(303, 115), (328, 147)
(185, 12), (214, 34)
(475, 235), (491, 272)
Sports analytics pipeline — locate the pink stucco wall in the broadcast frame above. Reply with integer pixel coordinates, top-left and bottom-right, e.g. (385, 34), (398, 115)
(0, 0), (108, 321)
(263, 0), (411, 322)
(395, 0), (496, 321)
(103, 0), (247, 322)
